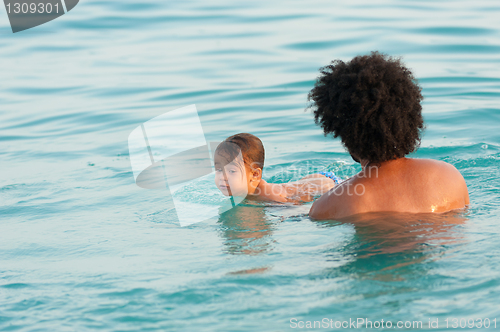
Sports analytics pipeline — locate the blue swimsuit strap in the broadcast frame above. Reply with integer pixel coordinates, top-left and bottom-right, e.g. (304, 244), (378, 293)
(318, 171), (342, 185)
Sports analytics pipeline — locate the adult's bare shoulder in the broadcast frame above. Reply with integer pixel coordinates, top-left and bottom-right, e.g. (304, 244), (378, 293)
(416, 158), (470, 206)
(309, 186), (337, 220)
(418, 158), (465, 181)
(309, 179), (362, 220)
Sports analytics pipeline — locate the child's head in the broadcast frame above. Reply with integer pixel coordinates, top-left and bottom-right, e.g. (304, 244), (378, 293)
(214, 133), (265, 197)
(307, 51), (424, 164)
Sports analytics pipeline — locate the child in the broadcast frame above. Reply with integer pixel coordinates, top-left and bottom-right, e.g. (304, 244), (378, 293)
(213, 133), (342, 203)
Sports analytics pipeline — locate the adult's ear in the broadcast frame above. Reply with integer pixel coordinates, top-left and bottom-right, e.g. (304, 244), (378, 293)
(349, 152), (360, 163)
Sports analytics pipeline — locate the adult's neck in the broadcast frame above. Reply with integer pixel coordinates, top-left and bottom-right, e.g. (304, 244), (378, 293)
(360, 157), (407, 169)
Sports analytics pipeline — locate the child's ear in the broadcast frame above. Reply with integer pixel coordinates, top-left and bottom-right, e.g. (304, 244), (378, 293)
(251, 167), (262, 180)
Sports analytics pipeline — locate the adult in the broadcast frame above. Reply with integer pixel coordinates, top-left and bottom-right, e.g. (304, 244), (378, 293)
(308, 52), (469, 220)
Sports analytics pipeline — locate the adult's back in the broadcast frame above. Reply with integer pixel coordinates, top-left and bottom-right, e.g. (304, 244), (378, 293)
(306, 51), (469, 220)
(310, 158), (469, 220)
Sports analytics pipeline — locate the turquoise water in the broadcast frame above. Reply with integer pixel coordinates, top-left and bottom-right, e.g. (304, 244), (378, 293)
(1, 0), (500, 330)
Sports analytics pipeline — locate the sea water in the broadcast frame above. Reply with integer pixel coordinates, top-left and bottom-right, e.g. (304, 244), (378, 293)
(1, 0), (500, 331)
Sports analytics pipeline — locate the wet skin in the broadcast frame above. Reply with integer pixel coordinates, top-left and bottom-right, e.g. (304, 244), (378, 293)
(309, 157), (470, 220)
(214, 155), (336, 203)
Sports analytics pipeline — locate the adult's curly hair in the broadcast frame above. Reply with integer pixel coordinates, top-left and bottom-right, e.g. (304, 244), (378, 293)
(307, 51), (425, 164)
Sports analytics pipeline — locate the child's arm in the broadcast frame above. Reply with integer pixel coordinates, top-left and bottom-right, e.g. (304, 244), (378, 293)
(297, 174), (337, 194)
(282, 174), (337, 203)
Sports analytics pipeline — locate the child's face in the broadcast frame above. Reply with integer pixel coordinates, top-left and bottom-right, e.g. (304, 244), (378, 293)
(214, 154), (250, 197)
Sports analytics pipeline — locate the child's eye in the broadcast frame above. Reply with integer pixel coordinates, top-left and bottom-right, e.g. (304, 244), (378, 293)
(229, 170), (237, 174)
(215, 168), (222, 172)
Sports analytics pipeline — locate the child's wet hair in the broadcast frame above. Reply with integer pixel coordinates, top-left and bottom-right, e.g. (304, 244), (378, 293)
(214, 133), (265, 172)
